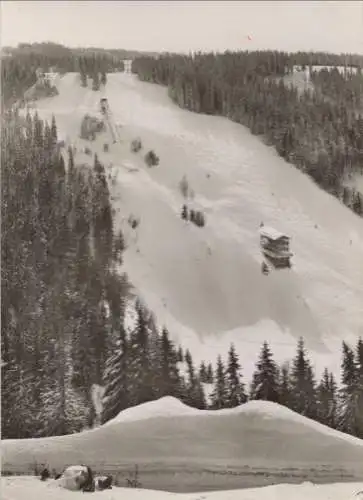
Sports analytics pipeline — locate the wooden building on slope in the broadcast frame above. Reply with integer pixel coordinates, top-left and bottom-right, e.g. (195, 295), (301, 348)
(259, 225), (293, 270)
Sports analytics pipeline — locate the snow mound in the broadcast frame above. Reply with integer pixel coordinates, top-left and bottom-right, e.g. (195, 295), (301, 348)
(3, 396), (363, 475)
(235, 401), (363, 446)
(106, 396), (363, 448)
(105, 396), (198, 425)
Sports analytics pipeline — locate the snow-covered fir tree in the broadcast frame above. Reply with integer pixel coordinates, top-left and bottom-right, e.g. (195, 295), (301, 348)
(183, 349), (206, 408)
(210, 355), (228, 409)
(102, 321), (129, 424)
(338, 340), (363, 437)
(206, 362), (214, 383)
(278, 363), (292, 408)
(317, 368), (338, 428)
(225, 344), (247, 407)
(289, 338), (317, 419)
(250, 341), (279, 403)
(177, 346), (184, 363)
(158, 327), (181, 398)
(199, 361), (208, 383)
(128, 301), (155, 406)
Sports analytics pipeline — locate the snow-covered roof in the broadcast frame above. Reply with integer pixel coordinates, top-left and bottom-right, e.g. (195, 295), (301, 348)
(259, 226), (289, 241)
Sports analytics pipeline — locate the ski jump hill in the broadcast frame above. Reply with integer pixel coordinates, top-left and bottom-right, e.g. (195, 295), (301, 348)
(22, 71), (363, 380)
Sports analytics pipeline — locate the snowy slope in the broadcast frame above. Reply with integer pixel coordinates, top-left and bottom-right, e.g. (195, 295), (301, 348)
(3, 398), (363, 477)
(28, 72), (363, 380)
(3, 476), (363, 500)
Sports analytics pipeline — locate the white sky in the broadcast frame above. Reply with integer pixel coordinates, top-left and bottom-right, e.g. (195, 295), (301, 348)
(1, 1), (362, 54)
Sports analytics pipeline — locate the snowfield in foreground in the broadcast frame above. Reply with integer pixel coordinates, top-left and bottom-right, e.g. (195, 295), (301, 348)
(29, 72), (363, 380)
(3, 476), (363, 500)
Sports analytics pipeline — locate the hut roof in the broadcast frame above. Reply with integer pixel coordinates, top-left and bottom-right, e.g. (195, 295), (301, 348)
(259, 226), (290, 241)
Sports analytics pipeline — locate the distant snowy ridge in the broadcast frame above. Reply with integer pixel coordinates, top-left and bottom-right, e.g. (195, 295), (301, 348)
(105, 396), (363, 448)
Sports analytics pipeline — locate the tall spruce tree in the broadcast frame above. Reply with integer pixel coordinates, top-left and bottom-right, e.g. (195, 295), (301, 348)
(183, 349), (205, 408)
(206, 362), (214, 383)
(102, 320), (129, 424)
(158, 327), (181, 398)
(177, 346), (184, 363)
(199, 361), (207, 383)
(278, 363), (292, 408)
(339, 340), (363, 437)
(317, 368), (337, 428)
(210, 355), (227, 409)
(128, 301), (154, 406)
(225, 343), (247, 407)
(250, 342), (279, 403)
(289, 338), (318, 418)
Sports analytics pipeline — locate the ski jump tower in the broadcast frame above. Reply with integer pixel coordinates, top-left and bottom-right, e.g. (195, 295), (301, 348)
(99, 98), (121, 144)
(123, 60), (132, 74)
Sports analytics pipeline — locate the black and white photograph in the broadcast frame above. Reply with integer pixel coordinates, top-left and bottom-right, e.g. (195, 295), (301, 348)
(1, 1), (363, 499)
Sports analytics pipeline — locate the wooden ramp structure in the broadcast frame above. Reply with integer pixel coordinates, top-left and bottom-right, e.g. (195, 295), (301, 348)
(123, 59), (132, 74)
(99, 98), (121, 144)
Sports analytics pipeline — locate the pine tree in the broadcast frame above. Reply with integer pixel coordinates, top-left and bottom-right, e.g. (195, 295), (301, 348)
(278, 363), (292, 408)
(51, 115), (58, 146)
(289, 338), (318, 419)
(250, 341), (279, 403)
(184, 350), (195, 402)
(95, 300), (110, 383)
(184, 349), (195, 386)
(199, 361), (207, 383)
(158, 327), (181, 398)
(210, 355), (227, 409)
(102, 321), (129, 424)
(177, 346), (184, 363)
(92, 155), (113, 270)
(193, 378), (207, 410)
(305, 363), (318, 420)
(317, 368), (337, 428)
(128, 301), (154, 406)
(225, 344), (247, 407)
(180, 349), (204, 408)
(339, 340), (363, 437)
(206, 362), (214, 383)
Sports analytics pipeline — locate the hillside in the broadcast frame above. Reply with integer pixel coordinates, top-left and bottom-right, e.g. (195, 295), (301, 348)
(3, 398), (363, 490)
(27, 72), (363, 379)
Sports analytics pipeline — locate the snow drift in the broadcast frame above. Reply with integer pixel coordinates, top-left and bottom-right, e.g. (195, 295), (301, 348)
(3, 397), (363, 475)
(105, 396), (363, 448)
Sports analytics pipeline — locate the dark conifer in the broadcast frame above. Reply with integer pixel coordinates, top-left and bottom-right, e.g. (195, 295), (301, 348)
(250, 342), (279, 403)
(225, 344), (247, 407)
